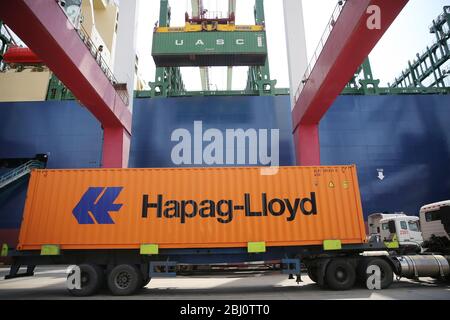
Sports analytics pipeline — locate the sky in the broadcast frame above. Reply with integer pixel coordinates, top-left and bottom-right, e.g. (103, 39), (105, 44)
(135, 0), (450, 91)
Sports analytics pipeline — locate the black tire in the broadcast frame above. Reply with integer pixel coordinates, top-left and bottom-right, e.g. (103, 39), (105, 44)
(356, 259), (370, 285)
(362, 258), (394, 289)
(307, 267), (318, 283)
(138, 264), (151, 288)
(67, 264), (104, 297)
(141, 276), (151, 288)
(107, 264), (143, 296)
(445, 275), (450, 284)
(325, 259), (356, 290)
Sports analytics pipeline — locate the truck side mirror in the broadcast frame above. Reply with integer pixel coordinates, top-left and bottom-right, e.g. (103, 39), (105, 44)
(388, 220), (396, 234)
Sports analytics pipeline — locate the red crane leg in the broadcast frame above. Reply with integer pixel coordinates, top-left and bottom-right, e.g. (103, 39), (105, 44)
(294, 124), (320, 166)
(102, 127), (131, 168)
(0, 0), (132, 168)
(292, 0), (409, 165)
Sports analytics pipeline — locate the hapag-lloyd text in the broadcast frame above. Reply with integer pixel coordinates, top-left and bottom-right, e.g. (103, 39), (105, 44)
(142, 192), (317, 224)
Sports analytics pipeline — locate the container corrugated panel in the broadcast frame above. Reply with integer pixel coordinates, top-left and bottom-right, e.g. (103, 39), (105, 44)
(152, 31), (267, 67)
(18, 166), (366, 251)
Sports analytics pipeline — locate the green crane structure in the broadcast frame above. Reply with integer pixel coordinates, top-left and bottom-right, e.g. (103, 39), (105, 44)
(148, 0), (186, 98)
(245, 0), (277, 96)
(389, 6), (450, 90)
(342, 6), (450, 96)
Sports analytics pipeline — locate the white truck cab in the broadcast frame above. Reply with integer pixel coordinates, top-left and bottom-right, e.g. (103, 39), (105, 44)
(419, 200), (450, 241)
(367, 212), (423, 252)
(379, 216), (423, 249)
(368, 212), (407, 237)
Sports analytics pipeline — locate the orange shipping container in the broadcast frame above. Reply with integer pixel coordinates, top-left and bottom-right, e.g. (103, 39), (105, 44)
(18, 166), (367, 251)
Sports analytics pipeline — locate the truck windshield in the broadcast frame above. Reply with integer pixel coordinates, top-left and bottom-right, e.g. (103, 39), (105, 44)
(408, 220), (420, 232)
(400, 221), (408, 230)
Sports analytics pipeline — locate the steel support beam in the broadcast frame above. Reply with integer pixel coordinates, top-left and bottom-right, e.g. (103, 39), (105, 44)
(254, 0), (265, 25)
(283, 0), (308, 110)
(191, 0), (202, 18)
(200, 67), (210, 91)
(191, 0), (210, 91)
(0, 0), (132, 168)
(291, 0), (408, 165)
(227, 67), (233, 90)
(113, 0), (140, 113)
(227, 0), (236, 91)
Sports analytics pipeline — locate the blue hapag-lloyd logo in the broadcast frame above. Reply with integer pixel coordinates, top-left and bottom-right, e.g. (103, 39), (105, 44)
(73, 187), (123, 224)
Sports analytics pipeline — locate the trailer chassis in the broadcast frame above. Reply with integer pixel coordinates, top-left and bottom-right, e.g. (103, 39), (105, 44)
(3, 243), (449, 296)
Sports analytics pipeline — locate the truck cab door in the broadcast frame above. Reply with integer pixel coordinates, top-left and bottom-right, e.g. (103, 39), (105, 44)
(396, 220), (410, 243)
(381, 220), (397, 242)
(381, 222), (392, 241)
(407, 220), (423, 244)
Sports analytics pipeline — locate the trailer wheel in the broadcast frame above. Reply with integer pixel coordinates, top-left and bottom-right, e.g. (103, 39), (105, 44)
(107, 264), (143, 296)
(142, 277), (151, 288)
(360, 258), (394, 289)
(139, 264), (151, 289)
(307, 267), (318, 283)
(325, 259), (356, 290)
(67, 264), (104, 297)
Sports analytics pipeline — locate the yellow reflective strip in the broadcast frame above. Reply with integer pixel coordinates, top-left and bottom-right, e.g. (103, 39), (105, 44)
(40, 245), (60, 256)
(140, 244), (159, 255)
(323, 240), (342, 251)
(248, 242), (266, 253)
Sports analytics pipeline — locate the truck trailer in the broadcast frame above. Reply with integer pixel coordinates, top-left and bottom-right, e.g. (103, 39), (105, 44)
(1, 166), (449, 296)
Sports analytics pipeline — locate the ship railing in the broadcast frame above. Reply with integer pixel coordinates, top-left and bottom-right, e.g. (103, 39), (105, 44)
(294, 0), (347, 103)
(0, 21), (18, 71)
(54, 2), (130, 106)
(75, 24), (130, 106)
(0, 22), (17, 46)
(0, 160), (45, 190)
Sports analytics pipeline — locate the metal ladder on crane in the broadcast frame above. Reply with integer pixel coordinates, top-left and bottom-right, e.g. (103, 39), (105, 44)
(0, 160), (45, 189)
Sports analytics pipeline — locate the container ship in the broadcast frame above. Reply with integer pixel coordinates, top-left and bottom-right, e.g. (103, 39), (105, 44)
(0, 0), (450, 251)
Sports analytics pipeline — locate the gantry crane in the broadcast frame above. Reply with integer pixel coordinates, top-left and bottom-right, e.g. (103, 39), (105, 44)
(149, 0), (276, 97)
